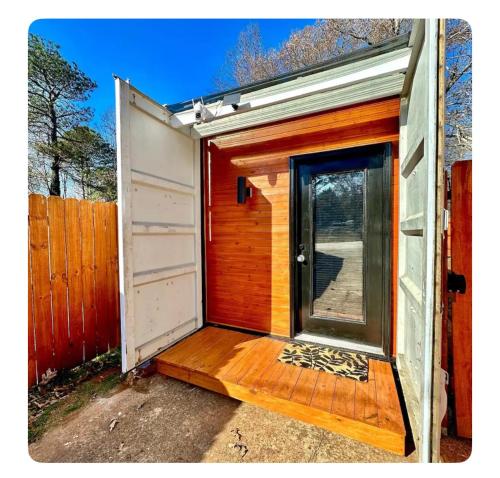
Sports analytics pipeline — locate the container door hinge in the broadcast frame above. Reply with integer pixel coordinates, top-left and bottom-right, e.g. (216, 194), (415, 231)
(442, 208), (449, 231)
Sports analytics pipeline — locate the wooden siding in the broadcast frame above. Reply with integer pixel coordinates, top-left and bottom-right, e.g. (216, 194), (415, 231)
(28, 195), (120, 386)
(156, 326), (407, 455)
(204, 97), (400, 342)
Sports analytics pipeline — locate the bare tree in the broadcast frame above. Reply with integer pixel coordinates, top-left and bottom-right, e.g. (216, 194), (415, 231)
(215, 24), (277, 90)
(96, 108), (118, 201)
(214, 19), (471, 165)
(214, 20), (412, 89)
(98, 107), (117, 150)
(445, 20), (471, 165)
(28, 144), (51, 194)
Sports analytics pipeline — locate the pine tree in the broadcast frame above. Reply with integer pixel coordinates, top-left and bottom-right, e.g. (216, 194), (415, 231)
(28, 33), (97, 196)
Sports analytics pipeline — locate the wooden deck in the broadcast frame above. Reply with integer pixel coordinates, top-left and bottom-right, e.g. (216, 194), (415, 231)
(156, 326), (407, 455)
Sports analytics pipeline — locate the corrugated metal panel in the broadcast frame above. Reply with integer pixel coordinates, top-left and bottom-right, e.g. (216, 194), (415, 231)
(115, 78), (203, 372)
(396, 19), (439, 462)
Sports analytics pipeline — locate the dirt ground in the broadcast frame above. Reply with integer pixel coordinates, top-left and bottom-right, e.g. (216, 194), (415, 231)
(29, 373), (418, 463)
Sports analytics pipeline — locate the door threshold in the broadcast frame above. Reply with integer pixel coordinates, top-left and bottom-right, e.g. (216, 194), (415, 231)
(294, 333), (384, 357)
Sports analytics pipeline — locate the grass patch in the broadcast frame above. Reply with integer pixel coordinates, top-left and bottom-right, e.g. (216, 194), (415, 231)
(61, 397), (86, 416)
(28, 403), (58, 443)
(61, 372), (122, 416)
(28, 349), (123, 443)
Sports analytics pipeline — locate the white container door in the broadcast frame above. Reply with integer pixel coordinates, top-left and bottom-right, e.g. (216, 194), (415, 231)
(397, 19), (442, 462)
(115, 78), (202, 372)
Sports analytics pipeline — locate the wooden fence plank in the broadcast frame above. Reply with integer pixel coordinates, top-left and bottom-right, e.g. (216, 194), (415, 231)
(29, 195), (55, 377)
(65, 199), (84, 368)
(28, 222), (37, 386)
(80, 200), (97, 361)
(106, 203), (120, 349)
(47, 196), (70, 369)
(451, 160), (472, 438)
(94, 202), (110, 354)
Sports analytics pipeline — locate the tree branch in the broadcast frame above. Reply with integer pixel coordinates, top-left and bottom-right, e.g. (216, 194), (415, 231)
(446, 60), (472, 93)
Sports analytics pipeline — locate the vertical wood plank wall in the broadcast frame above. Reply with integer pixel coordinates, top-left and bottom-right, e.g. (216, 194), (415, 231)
(28, 195), (120, 386)
(450, 160), (472, 438)
(203, 97), (401, 347)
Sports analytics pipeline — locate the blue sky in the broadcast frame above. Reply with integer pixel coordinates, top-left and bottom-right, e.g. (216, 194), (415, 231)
(29, 19), (316, 126)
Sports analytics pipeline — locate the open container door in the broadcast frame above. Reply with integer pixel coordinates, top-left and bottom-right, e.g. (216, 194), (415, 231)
(397, 19), (443, 462)
(115, 78), (203, 372)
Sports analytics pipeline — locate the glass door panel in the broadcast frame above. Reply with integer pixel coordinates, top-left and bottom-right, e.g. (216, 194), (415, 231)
(312, 170), (365, 322)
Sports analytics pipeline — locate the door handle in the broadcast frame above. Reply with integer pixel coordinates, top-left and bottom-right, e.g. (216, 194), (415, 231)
(297, 254), (306, 263)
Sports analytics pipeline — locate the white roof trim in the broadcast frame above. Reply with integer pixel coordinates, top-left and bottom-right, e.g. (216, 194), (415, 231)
(168, 46), (410, 137)
(193, 73), (405, 138)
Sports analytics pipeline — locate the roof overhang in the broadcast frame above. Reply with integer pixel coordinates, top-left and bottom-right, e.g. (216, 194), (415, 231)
(165, 35), (411, 139)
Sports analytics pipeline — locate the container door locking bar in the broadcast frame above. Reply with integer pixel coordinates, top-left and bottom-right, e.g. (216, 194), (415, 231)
(447, 271), (466, 294)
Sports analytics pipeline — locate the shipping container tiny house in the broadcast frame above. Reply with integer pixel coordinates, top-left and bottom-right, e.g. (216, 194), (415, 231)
(115, 20), (445, 462)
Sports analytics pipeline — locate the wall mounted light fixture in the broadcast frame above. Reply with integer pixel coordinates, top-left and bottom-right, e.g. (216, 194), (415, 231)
(237, 176), (252, 204)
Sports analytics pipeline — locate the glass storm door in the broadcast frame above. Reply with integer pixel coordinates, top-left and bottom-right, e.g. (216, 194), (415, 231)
(291, 144), (391, 355)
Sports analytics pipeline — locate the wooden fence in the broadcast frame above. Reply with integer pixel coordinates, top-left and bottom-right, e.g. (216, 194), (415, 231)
(450, 160), (472, 438)
(28, 194), (120, 386)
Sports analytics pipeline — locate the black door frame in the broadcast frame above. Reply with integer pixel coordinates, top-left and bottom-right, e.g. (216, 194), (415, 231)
(289, 143), (392, 357)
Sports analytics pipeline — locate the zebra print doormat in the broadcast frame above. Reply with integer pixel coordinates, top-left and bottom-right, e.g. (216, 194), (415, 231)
(278, 342), (369, 382)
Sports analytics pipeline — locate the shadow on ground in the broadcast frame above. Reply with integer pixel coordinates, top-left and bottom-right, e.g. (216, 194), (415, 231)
(29, 374), (416, 463)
